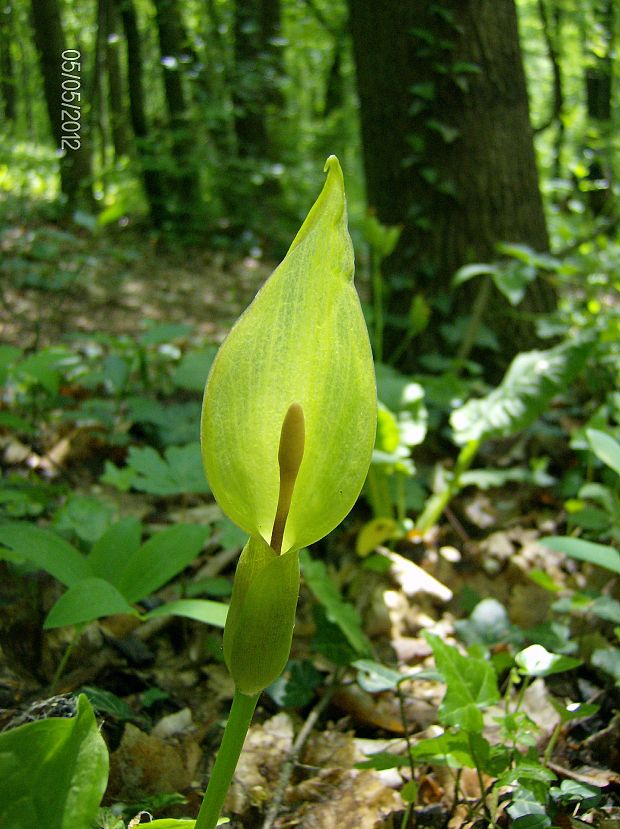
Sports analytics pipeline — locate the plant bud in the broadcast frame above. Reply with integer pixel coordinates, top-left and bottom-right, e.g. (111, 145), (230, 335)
(223, 535), (300, 695)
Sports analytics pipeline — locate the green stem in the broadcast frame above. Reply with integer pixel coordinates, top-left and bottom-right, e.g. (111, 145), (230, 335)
(415, 439), (479, 532)
(50, 623), (84, 694)
(454, 276), (492, 374)
(195, 688), (260, 829)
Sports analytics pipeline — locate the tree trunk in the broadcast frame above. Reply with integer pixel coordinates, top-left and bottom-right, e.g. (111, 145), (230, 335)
(106, 0), (131, 158)
(582, 0), (614, 216)
(0, 3), (17, 123)
(232, 0), (282, 159)
(30, 0), (93, 208)
(348, 0), (555, 365)
(116, 0), (168, 227)
(152, 0), (202, 229)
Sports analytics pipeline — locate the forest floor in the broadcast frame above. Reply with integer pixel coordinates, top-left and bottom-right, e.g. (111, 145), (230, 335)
(1, 207), (619, 829)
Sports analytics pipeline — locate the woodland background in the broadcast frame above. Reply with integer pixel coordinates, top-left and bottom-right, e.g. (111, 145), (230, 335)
(1, 1), (620, 828)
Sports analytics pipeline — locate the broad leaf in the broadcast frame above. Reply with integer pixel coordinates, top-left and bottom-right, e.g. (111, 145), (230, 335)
(116, 524), (210, 603)
(541, 536), (620, 575)
(0, 523), (91, 586)
(0, 694), (108, 829)
(144, 598), (228, 628)
(88, 517), (142, 587)
(450, 338), (593, 445)
(425, 633), (499, 732)
(44, 577), (137, 629)
(586, 427), (620, 478)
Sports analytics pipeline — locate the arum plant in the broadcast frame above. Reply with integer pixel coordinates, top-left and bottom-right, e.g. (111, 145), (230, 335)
(195, 156), (376, 829)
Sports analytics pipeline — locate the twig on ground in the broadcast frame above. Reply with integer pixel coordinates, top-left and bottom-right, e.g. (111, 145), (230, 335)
(261, 669), (344, 829)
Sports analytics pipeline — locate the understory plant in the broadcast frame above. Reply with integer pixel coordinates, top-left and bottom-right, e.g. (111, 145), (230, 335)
(195, 155), (376, 828)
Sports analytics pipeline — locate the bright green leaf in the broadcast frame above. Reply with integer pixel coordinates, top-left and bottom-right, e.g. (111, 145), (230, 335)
(0, 523), (91, 587)
(116, 524), (210, 603)
(144, 598), (228, 628)
(44, 577), (137, 628)
(586, 428), (620, 478)
(0, 694), (108, 829)
(424, 633), (499, 732)
(88, 517), (142, 587)
(541, 536), (620, 575)
(301, 549), (372, 657)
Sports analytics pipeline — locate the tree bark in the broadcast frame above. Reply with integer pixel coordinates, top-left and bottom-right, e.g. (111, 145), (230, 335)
(116, 0), (168, 226)
(0, 3), (17, 123)
(30, 0), (93, 208)
(348, 0), (555, 365)
(232, 0), (283, 159)
(152, 0), (202, 228)
(105, 0), (131, 158)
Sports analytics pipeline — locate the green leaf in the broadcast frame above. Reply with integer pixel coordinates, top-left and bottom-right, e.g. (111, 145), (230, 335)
(52, 494), (115, 544)
(125, 444), (210, 496)
(411, 730), (491, 770)
(145, 822), (196, 828)
(586, 428), (620, 478)
(515, 644), (581, 677)
(88, 517), (143, 587)
(267, 659), (323, 707)
(450, 338), (593, 445)
(138, 322), (193, 345)
(424, 633), (499, 732)
(44, 577), (137, 628)
(0, 523), (91, 587)
(201, 157), (376, 552)
(81, 686), (139, 722)
(354, 658), (405, 692)
(173, 345), (218, 391)
(0, 694), (108, 829)
(540, 536), (620, 575)
(100, 460), (136, 492)
(301, 549), (372, 657)
(116, 524), (210, 603)
(591, 647), (620, 685)
(453, 262), (499, 287)
(356, 751), (410, 771)
(144, 598), (228, 628)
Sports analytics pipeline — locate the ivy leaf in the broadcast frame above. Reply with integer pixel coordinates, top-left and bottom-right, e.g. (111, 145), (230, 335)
(424, 633), (499, 732)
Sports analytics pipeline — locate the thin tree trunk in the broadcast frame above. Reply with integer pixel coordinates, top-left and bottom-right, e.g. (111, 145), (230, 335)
(116, 0), (168, 226)
(0, 3), (17, 123)
(106, 0), (131, 157)
(30, 0), (93, 208)
(152, 0), (202, 227)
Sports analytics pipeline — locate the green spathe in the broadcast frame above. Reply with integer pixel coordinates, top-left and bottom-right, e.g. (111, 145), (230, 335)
(201, 156), (376, 553)
(223, 534), (300, 695)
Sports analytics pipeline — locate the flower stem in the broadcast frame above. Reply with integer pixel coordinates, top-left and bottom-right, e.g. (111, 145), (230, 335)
(194, 688), (260, 829)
